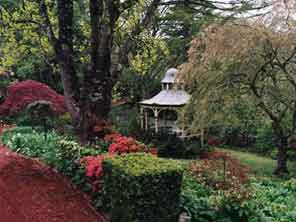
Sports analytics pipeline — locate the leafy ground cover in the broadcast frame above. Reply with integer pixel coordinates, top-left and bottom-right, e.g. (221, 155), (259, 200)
(180, 147), (296, 222)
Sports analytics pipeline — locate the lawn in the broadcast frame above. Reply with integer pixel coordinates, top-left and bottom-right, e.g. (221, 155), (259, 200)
(218, 148), (296, 179)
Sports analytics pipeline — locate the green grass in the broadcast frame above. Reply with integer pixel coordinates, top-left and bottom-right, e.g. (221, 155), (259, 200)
(218, 148), (296, 179)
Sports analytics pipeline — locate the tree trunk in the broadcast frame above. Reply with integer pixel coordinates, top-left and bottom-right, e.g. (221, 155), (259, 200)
(76, 0), (115, 142)
(272, 122), (289, 175)
(274, 142), (289, 175)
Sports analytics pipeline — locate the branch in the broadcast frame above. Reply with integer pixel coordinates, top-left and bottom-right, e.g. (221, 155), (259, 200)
(273, 47), (296, 89)
(159, 0), (269, 12)
(14, 19), (41, 26)
(119, 0), (161, 65)
(37, 0), (59, 51)
(120, 0), (140, 12)
(110, 0), (161, 84)
(249, 63), (279, 122)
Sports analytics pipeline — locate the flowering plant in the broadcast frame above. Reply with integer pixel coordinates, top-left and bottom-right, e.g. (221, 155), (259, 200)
(207, 137), (221, 146)
(80, 154), (114, 192)
(80, 133), (157, 191)
(104, 133), (154, 155)
(189, 151), (251, 202)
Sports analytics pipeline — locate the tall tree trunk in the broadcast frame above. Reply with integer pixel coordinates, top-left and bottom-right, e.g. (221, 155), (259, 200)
(272, 122), (289, 175)
(79, 0), (116, 141)
(57, 0), (84, 140)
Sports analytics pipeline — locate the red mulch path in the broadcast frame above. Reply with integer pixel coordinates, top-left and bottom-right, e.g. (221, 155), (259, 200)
(0, 145), (106, 222)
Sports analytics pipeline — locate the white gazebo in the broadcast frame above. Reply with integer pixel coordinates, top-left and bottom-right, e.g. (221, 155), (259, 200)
(139, 68), (190, 136)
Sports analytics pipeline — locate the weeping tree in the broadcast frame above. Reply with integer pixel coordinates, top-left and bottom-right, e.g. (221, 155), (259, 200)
(0, 0), (266, 141)
(181, 18), (296, 174)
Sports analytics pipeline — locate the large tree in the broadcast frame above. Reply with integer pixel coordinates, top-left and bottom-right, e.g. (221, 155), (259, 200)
(0, 0), (266, 141)
(181, 18), (296, 174)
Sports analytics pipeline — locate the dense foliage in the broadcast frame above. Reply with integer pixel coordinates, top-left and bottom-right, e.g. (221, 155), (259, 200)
(182, 171), (296, 222)
(102, 153), (184, 222)
(135, 130), (211, 159)
(0, 80), (66, 117)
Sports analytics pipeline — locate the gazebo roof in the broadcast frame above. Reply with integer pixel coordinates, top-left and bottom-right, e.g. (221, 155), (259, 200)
(161, 68), (179, 83)
(140, 68), (190, 107)
(139, 89), (190, 107)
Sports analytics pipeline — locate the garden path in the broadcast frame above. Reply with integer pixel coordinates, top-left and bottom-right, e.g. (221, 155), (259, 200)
(0, 145), (106, 222)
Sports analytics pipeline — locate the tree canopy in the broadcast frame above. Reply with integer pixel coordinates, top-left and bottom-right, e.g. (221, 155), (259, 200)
(181, 14), (296, 174)
(0, 0), (269, 142)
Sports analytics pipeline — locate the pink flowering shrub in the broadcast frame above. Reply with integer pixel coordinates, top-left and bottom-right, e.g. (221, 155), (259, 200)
(104, 133), (154, 154)
(80, 154), (114, 192)
(108, 136), (143, 154)
(80, 133), (157, 191)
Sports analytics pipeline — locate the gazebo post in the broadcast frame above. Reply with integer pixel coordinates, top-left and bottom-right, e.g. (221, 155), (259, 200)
(145, 109), (148, 131)
(140, 107), (144, 130)
(154, 109), (159, 133)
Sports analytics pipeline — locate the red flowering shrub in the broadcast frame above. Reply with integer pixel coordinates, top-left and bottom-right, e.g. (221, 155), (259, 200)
(148, 148), (158, 155)
(207, 137), (221, 146)
(104, 133), (150, 155)
(80, 133), (157, 191)
(108, 137), (144, 154)
(0, 80), (66, 116)
(80, 154), (114, 192)
(92, 120), (113, 138)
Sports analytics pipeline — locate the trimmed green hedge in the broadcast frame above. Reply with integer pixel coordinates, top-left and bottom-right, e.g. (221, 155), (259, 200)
(103, 153), (184, 222)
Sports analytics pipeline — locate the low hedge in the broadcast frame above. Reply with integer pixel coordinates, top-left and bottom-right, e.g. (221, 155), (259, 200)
(102, 153), (184, 222)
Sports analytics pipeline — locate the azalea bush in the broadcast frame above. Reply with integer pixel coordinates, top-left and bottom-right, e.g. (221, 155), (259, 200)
(80, 133), (157, 194)
(104, 133), (155, 154)
(0, 122), (15, 135)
